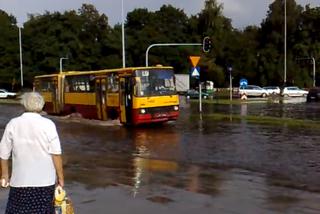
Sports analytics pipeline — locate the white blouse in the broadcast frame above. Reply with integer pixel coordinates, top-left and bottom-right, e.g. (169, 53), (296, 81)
(0, 112), (61, 187)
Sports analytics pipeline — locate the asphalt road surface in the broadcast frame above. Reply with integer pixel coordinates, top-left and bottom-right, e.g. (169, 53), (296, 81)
(0, 100), (320, 213)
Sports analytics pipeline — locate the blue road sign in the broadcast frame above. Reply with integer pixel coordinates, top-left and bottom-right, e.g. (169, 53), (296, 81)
(240, 78), (248, 87)
(191, 67), (200, 78)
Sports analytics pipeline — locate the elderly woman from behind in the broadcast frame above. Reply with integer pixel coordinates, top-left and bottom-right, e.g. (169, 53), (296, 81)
(0, 92), (64, 214)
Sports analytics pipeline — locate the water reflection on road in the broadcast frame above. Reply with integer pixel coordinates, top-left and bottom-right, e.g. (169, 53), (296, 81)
(203, 97), (320, 120)
(1, 100), (320, 213)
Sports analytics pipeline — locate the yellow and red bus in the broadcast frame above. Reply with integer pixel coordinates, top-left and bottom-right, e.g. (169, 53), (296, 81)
(34, 66), (179, 125)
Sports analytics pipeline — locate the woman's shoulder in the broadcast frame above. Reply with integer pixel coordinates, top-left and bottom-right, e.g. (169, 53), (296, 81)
(7, 115), (22, 125)
(24, 112), (57, 128)
(40, 116), (56, 126)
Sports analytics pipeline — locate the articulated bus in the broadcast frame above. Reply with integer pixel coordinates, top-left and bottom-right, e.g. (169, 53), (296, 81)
(33, 66), (180, 125)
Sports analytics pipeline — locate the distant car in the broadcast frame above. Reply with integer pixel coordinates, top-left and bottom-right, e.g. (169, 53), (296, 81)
(281, 86), (308, 97)
(239, 85), (269, 97)
(263, 86), (280, 95)
(186, 89), (209, 99)
(0, 89), (17, 99)
(307, 87), (320, 102)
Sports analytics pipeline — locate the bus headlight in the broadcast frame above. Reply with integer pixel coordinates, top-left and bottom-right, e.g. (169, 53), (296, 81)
(140, 109), (146, 114)
(174, 106), (179, 111)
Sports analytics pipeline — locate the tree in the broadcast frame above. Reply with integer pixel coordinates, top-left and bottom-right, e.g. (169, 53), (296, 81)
(0, 10), (19, 89)
(125, 5), (195, 73)
(293, 6), (320, 85)
(0, 1), (319, 88)
(259, 0), (304, 86)
(197, 0), (233, 86)
(21, 3), (113, 82)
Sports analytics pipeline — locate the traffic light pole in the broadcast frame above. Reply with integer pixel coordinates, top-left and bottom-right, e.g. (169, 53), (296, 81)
(145, 40), (210, 114)
(312, 57), (316, 87)
(145, 43), (202, 67)
(199, 82), (202, 113)
(228, 66), (233, 101)
(296, 57), (317, 87)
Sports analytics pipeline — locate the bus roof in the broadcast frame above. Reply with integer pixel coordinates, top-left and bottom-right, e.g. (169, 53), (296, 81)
(34, 66), (173, 78)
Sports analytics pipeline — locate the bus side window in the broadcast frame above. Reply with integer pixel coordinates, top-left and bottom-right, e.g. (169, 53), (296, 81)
(107, 74), (119, 93)
(39, 79), (53, 92)
(134, 77), (141, 96)
(65, 80), (70, 92)
(66, 75), (92, 92)
(89, 79), (95, 92)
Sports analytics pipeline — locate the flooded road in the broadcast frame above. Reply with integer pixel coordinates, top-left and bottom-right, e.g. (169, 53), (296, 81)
(1, 99), (320, 213)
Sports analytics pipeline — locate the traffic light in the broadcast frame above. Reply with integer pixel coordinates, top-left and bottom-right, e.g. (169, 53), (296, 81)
(202, 36), (212, 53)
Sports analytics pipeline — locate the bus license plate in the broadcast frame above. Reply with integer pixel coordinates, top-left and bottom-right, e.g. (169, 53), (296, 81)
(154, 113), (167, 118)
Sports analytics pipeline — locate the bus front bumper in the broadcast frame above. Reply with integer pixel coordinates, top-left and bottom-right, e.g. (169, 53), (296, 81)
(132, 107), (179, 125)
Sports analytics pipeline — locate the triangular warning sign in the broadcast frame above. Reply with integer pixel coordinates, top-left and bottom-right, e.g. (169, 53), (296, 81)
(189, 56), (201, 67)
(191, 67), (200, 77)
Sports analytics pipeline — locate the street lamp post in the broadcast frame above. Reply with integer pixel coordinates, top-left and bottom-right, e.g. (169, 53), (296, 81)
(18, 26), (23, 88)
(121, 0), (126, 68)
(284, 0), (287, 85)
(312, 57), (316, 87)
(228, 66), (233, 101)
(59, 57), (68, 73)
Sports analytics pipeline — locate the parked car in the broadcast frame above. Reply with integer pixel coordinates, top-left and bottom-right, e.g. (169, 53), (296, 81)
(0, 89), (17, 99)
(239, 85), (269, 97)
(281, 86), (308, 97)
(307, 87), (320, 102)
(263, 86), (280, 95)
(186, 89), (209, 99)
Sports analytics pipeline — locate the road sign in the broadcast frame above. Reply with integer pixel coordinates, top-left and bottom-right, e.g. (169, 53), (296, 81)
(191, 67), (200, 78)
(189, 56), (201, 67)
(240, 78), (248, 87)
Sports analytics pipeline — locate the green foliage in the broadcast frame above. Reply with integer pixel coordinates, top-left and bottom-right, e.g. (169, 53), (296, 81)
(0, 1), (319, 89)
(0, 10), (19, 88)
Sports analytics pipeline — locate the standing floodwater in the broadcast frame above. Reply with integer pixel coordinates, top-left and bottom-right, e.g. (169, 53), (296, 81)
(1, 100), (320, 213)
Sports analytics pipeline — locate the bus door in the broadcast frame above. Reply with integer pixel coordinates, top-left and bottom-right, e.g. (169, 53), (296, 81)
(95, 78), (107, 120)
(52, 78), (59, 114)
(120, 77), (133, 124)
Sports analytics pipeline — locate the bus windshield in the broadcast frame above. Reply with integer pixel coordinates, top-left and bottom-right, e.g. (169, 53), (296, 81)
(135, 69), (176, 96)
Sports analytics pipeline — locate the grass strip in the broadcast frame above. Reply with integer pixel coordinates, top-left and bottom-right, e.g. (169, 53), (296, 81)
(193, 113), (320, 129)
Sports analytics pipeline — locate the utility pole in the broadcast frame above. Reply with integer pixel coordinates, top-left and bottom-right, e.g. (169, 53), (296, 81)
(296, 57), (317, 87)
(284, 0), (287, 86)
(59, 57), (68, 73)
(145, 43), (202, 66)
(18, 26), (23, 88)
(121, 0), (126, 68)
(312, 57), (316, 87)
(228, 66), (233, 101)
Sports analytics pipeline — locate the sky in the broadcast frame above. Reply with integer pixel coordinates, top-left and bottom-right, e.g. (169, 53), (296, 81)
(0, 0), (319, 29)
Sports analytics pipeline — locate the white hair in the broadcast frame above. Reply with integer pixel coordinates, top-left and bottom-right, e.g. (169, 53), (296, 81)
(21, 92), (45, 112)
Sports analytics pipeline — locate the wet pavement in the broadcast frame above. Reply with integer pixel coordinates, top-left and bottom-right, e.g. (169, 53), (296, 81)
(1, 98), (320, 213)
